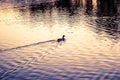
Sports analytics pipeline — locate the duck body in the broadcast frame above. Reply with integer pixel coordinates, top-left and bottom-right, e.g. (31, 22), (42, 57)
(57, 35), (65, 42)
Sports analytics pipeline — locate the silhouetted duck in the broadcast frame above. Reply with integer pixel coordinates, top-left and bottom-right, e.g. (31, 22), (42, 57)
(57, 35), (65, 42)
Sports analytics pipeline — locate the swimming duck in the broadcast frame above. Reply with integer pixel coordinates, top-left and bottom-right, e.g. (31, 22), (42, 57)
(57, 35), (65, 42)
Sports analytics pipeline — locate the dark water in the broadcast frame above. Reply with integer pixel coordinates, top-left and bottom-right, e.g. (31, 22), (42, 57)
(0, 0), (120, 80)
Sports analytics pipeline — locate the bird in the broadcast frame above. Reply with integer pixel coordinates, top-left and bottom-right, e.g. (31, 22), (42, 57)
(57, 35), (65, 42)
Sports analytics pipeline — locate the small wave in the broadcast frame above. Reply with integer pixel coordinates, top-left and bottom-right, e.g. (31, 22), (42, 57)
(0, 40), (56, 53)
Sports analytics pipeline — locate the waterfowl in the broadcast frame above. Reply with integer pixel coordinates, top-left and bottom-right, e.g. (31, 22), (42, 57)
(57, 35), (65, 42)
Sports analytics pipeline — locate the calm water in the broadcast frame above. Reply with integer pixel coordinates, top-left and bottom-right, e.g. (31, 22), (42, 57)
(0, 0), (120, 80)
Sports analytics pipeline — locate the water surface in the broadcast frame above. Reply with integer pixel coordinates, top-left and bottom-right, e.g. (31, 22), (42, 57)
(0, 0), (120, 80)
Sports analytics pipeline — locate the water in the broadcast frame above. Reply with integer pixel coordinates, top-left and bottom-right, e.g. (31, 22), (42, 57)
(0, 0), (120, 80)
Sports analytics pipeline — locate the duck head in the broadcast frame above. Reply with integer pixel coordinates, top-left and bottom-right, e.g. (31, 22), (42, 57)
(62, 35), (65, 38)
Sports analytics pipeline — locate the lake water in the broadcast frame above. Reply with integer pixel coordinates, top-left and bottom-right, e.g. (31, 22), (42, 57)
(0, 0), (120, 80)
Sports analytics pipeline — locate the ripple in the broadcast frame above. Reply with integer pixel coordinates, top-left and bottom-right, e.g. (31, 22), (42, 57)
(0, 1), (120, 80)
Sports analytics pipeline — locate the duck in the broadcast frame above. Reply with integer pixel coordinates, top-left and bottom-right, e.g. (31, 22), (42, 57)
(57, 35), (65, 42)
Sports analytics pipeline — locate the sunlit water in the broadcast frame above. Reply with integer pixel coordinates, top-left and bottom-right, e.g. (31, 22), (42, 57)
(0, 1), (120, 80)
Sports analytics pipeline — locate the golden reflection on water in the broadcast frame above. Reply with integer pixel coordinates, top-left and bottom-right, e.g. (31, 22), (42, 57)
(0, 5), (52, 47)
(92, 0), (97, 7)
(0, 2), (120, 79)
(0, 1), (120, 72)
(0, 3), (120, 53)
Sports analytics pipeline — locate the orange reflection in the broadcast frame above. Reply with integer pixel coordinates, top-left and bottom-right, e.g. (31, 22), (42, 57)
(0, 2), (120, 74)
(0, 4), (51, 47)
(92, 0), (97, 9)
